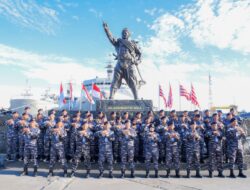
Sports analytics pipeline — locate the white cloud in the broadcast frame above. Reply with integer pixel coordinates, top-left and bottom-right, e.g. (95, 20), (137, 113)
(89, 8), (103, 19)
(181, 0), (250, 54)
(141, 13), (185, 60)
(144, 8), (158, 16)
(0, 44), (104, 85)
(72, 15), (79, 21)
(0, 0), (60, 35)
(136, 17), (141, 23)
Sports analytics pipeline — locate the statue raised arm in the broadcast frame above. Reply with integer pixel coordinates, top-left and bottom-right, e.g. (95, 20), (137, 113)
(103, 22), (118, 47)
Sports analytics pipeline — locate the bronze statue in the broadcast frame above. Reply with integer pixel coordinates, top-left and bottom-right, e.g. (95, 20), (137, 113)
(103, 22), (143, 100)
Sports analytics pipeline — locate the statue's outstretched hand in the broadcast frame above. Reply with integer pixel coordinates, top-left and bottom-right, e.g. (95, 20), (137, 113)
(103, 22), (108, 30)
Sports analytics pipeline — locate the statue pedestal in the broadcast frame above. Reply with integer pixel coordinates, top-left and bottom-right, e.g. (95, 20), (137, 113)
(95, 99), (153, 112)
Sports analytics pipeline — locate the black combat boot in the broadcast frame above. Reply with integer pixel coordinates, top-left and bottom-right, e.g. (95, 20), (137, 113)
(166, 169), (170, 178)
(238, 169), (247, 178)
(70, 171), (75, 178)
(208, 171), (213, 178)
(131, 169), (135, 178)
(195, 169), (202, 178)
(120, 169), (125, 178)
(48, 168), (54, 177)
(186, 169), (190, 178)
(109, 171), (113, 178)
(16, 154), (20, 160)
(64, 169), (68, 177)
(6, 154), (11, 161)
(200, 158), (205, 164)
(175, 169), (180, 178)
(20, 165), (28, 176)
(98, 170), (103, 178)
(155, 169), (159, 178)
(86, 170), (90, 178)
(33, 166), (38, 177)
(229, 169), (236, 178)
(145, 170), (149, 178)
(218, 171), (225, 178)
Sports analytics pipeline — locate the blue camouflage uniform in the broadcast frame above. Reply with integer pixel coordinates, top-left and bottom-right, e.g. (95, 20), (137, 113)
(17, 119), (29, 159)
(95, 129), (115, 172)
(185, 129), (201, 170)
(72, 128), (94, 173)
(164, 129), (180, 171)
(118, 128), (137, 171)
(43, 120), (56, 159)
(49, 126), (67, 171)
(206, 128), (223, 173)
(5, 119), (19, 158)
(144, 131), (160, 171)
(23, 126), (40, 168)
(226, 126), (245, 170)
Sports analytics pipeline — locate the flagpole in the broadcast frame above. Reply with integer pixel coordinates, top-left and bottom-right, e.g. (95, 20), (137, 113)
(90, 82), (93, 112)
(79, 83), (82, 112)
(179, 82), (181, 112)
(158, 85), (160, 111)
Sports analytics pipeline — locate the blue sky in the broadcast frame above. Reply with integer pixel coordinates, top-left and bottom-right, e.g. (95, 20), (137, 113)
(0, 0), (250, 111)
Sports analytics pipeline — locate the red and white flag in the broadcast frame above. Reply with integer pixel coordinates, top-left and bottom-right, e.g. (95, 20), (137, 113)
(166, 84), (173, 109)
(190, 84), (200, 108)
(59, 83), (66, 105)
(82, 84), (95, 104)
(159, 85), (167, 108)
(92, 84), (103, 100)
(179, 84), (190, 101)
(69, 82), (73, 101)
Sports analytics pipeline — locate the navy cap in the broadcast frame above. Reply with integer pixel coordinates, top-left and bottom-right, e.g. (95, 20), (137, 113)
(230, 118), (236, 123)
(211, 121), (217, 125)
(168, 121), (174, 126)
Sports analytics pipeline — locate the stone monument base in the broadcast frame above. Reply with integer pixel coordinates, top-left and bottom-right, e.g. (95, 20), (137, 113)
(95, 99), (153, 113)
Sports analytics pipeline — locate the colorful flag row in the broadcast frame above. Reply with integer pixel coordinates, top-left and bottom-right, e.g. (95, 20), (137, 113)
(159, 83), (200, 109)
(59, 83), (103, 106)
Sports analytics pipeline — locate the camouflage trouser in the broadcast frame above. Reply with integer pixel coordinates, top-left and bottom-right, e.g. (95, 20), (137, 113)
(180, 140), (187, 161)
(37, 132), (45, 157)
(208, 148), (223, 172)
(98, 150), (113, 172)
(70, 134), (77, 157)
(49, 143), (67, 170)
(44, 135), (51, 158)
(113, 137), (120, 161)
(228, 148), (244, 170)
(120, 145), (135, 170)
(165, 146), (180, 170)
(72, 147), (91, 172)
(18, 133), (24, 157)
(186, 149), (200, 170)
(145, 148), (159, 170)
(6, 135), (17, 156)
(199, 139), (205, 160)
(159, 137), (165, 161)
(24, 144), (38, 167)
(134, 136), (140, 161)
(64, 132), (71, 158)
(90, 138), (98, 161)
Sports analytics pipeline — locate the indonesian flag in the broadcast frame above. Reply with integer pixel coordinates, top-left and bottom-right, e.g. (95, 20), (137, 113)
(59, 83), (66, 105)
(92, 84), (103, 99)
(159, 85), (167, 108)
(69, 82), (73, 100)
(179, 84), (190, 101)
(166, 83), (173, 109)
(190, 84), (200, 108)
(82, 84), (95, 104)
